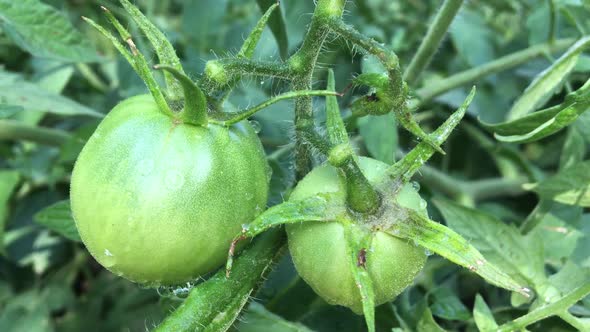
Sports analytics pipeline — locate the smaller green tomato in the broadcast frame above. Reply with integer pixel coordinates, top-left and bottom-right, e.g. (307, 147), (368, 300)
(286, 157), (427, 313)
(70, 95), (269, 286)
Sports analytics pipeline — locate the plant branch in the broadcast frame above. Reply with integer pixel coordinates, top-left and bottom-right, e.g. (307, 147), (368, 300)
(0, 120), (72, 146)
(210, 90), (339, 126)
(403, 0), (464, 85)
(201, 58), (292, 93)
(415, 38), (575, 104)
(415, 161), (527, 202)
(498, 283), (590, 332)
(288, 0), (346, 179)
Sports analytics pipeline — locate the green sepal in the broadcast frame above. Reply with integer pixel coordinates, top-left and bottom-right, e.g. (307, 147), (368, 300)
(326, 69), (349, 145)
(256, 0), (289, 60)
(153, 65), (208, 126)
(343, 223), (376, 332)
(388, 208), (530, 297)
(84, 10), (172, 116)
(119, 0), (185, 100)
(239, 2), (279, 59)
(226, 194), (344, 276)
(385, 86), (475, 184)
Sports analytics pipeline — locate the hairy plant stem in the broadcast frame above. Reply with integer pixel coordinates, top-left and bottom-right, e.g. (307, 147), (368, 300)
(415, 38), (575, 104)
(0, 120), (72, 146)
(497, 283), (590, 332)
(288, 0), (346, 179)
(201, 58), (293, 94)
(403, 0), (464, 85)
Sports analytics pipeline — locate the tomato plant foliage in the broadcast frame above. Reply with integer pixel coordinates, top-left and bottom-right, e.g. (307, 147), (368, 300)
(1, 0), (590, 332)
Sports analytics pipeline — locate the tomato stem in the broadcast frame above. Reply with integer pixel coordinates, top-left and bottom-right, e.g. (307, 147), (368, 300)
(329, 144), (382, 214)
(327, 18), (445, 155)
(289, 0), (346, 179)
(210, 90), (339, 126)
(403, 0), (465, 85)
(415, 38), (575, 105)
(0, 120), (73, 146)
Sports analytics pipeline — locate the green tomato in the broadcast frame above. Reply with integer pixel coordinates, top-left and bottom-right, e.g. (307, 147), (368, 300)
(286, 157), (427, 313)
(70, 95), (269, 286)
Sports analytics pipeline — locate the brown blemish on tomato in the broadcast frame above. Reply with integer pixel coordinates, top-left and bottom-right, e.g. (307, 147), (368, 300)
(357, 248), (367, 268)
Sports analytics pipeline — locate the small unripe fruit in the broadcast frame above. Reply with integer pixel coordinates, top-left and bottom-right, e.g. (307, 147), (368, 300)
(71, 95), (269, 286)
(286, 157), (427, 313)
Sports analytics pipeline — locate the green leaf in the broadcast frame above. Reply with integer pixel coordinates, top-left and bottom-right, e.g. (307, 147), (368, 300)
(153, 229), (283, 332)
(450, 9), (494, 67)
(416, 305), (446, 332)
(0, 170), (20, 254)
(34, 200), (81, 242)
(548, 261), (590, 297)
(358, 113), (398, 164)
(473, 294), (498, 332)
(0, 71), (103, 118)
(431, 198), (545, 294)
(256, 0), (289, 60)
(536, 204), (584, 266)
(0, 104), (23, 119)
(506, 36), (590, 120)
(0, 0), (99, 62)
(237, 302), (315, 332)
(429, 287), (470, 321)
(526, 2), (550, 45)
(560, 127), (586, 169)
(524, 161), (590, 207)
(481, 78), (590, 143)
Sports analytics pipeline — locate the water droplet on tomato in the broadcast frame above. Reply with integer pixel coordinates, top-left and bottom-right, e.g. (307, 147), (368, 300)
(102, 249), (116, 267)
(411, 181), (420, 191)
(249, 120), (262, 134)
(164, 170), (184, 190)
(419, 200), (427, 209)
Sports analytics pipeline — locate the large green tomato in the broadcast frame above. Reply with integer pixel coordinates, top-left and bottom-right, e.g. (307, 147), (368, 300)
(70, 95), (269, 286)
(286, 157), (427, 313)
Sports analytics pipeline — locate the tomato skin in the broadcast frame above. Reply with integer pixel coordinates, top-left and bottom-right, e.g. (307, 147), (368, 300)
(70, 94), (269, 286)
(286, 157), (427, 313)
